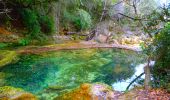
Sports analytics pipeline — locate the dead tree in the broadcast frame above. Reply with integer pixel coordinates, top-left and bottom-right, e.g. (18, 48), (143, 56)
(0, 0), (12, 20)
(124, 0), (141, 15)
(100, 0), (107, 22)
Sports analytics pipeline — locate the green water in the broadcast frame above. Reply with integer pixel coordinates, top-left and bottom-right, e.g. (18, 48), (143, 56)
(0, 48), (145, 98)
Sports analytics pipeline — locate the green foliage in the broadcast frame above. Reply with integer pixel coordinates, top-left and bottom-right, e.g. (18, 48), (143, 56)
(0, 0), (57, 41)
(151, 22), (170, 88)
(18, 38), (30, 46)
(0, 43), (8, 49)
(64, 9), (92, 30)
(21, 8), (41, 38)
(39, 15), (55, 35)
(20, 8), (56, 39)
(74, 9), (92, 30)
(143, 7), (170, 89)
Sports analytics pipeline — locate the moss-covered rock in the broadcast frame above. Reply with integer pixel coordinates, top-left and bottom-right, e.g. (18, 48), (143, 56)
(54, 83), (121, 100)
(0, 86), (37, 100)
(0, 50), (18, 68)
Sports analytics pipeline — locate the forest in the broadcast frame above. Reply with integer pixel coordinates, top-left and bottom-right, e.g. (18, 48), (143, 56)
(0, 0), (170, 100)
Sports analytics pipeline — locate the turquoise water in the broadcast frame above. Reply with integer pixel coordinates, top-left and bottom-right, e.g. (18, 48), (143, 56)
(0, 48), (145, 98)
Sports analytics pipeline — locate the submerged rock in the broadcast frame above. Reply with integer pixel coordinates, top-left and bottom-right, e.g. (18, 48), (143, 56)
(54, 83), (122, 100)
(0, 50), (18, 68)
(0, 86), (37, 100)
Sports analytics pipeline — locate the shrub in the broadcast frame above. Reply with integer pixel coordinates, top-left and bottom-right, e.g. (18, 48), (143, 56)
(0, 43), (8, 49)
(75, 9), (92, 30)
(18, 38), (30, 46)
(20, 8), (41, 38)
(20, 8), (56, 40)
(150, 22), (170, 88)
(39, 15), (55, 35)
(64, 9), (92, 30)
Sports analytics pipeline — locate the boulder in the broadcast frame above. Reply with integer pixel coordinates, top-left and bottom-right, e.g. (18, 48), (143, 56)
(95, 34), (108, 43)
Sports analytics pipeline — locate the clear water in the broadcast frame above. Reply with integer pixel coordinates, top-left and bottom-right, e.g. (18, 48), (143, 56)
(0, 48), (146, 98)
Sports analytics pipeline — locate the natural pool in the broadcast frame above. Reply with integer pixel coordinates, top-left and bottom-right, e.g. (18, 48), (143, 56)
(0, 48), (146, 99)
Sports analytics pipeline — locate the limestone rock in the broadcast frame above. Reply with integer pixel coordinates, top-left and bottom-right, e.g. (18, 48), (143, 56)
(95, 34), (108, 43)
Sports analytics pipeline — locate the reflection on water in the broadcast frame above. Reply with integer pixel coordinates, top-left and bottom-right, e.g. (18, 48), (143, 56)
(112, 61), (155, 91)
(112, 63), (145, 91)
(1, 48), (146, 96)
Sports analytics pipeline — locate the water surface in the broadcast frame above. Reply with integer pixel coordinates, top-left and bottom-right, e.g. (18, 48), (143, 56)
(0, 48), (146, 98)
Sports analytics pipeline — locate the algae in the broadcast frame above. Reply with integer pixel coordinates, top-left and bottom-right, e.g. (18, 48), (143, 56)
(0, 86), (37, 100)
(0, 50), (18, 68)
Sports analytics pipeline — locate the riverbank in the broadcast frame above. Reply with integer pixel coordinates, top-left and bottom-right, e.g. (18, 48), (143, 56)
(17, 41), (142, 54)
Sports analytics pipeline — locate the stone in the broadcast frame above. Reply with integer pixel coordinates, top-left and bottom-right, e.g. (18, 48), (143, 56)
(95, 34), (108, 43)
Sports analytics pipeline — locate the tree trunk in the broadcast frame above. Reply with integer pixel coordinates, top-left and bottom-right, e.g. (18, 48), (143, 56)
(144, 57), (151, 90)
(100, 0), (107, 22)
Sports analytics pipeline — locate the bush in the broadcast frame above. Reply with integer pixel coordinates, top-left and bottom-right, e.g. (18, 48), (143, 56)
(18, 38), (30, 46)
(75, 9), (92, 30)
(64, 9), (92, 30)
(151, 22), (170, 88)
(39, 15), (55, 35)
(21, 8), (41, 38)
(20, 8), (56, 40)
(0, 43), (8, 49)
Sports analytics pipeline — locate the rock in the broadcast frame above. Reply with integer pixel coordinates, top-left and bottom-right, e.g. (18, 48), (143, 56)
(0, 50), (18, 68)
(0, 86), (37, 100)
(95, 34), (108, 43)
(112, 39), (119, 44)
(54, 83), (122, 100)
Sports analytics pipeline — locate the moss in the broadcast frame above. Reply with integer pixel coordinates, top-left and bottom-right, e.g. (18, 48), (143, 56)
(0, 86), (23, 96)
(47, 85), (66, 90)
(54, 83), (116, 100)
(0, 50), (18, 68)
(0, 86), (37, 100)
(0, 72), (7, 86)
(54, 83), (91, 100)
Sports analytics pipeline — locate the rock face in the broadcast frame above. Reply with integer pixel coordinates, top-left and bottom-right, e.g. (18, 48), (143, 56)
(0, 86), (37, 100)
(54, 83), (122, 100)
